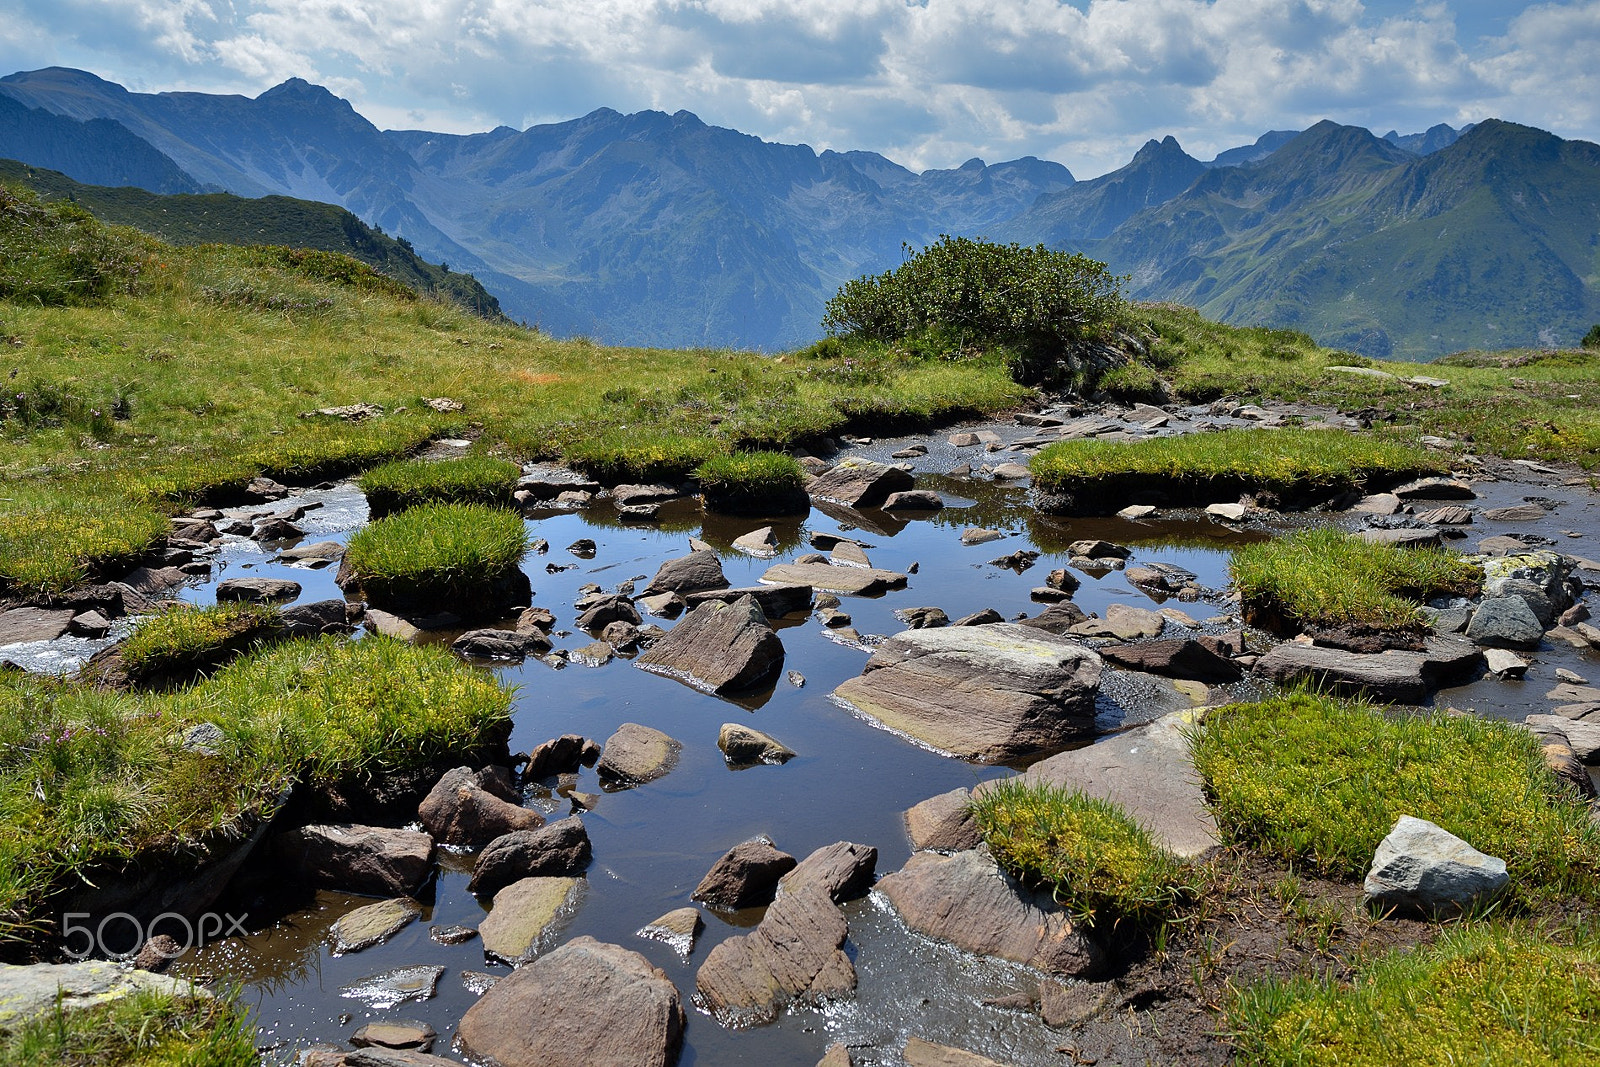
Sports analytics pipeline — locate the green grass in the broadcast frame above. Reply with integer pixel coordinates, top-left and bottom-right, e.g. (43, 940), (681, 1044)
(1030, 428), (1445, 512)
(117, 602), (283, 682)
(696, 450), (807, 513)
(0, 987), (257, 1066)
(343, 502), (528, 609)
(1190, 692), (1600, 903)
(0, 484), (170, 594)
(969, 778), (1197, 932)
(1228, 924), (1600, 1066)
(0, 636), (512, 946)
(1230, 527), (1481, 632)
(357, 455), (520, 516)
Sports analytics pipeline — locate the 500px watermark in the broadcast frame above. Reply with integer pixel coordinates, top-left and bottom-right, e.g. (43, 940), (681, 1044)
(61, 912), (250, 960)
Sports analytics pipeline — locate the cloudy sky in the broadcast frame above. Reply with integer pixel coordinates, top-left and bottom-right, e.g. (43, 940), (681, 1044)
(4, 0), (1596, 177)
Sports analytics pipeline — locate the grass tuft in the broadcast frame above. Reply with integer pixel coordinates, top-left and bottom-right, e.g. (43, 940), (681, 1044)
(0, 987), (258, 1066)
(1230, 527), (1481, 632)
(696, 450), (807, 514)
(343, 502), (527, 609)
(118, 602), (283, 683)
(969, 777), (1197, 932)
(1190, 692), (1600, 903)
(357, 455), (520, 516)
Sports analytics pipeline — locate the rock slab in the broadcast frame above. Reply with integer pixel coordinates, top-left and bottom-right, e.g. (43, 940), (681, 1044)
(479, 876), (582, 963)
(695, 886), (855, 1026)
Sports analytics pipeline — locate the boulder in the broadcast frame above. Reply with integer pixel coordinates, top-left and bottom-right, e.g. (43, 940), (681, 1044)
(281, 598), (356, 637)
(1099, 639), (1242, 683)
(832, 624), (1102, 762)
(777, 841), (877, 903)
(458, 937), (684, 1067)
(718, 723), (797, 764)
(904, 788), (981, 852)
(1017, 602), (1089, 635)
(692, 839), (797, 909)
(68, 610), (112, 638)
(417, 767), (542, 848)
(761, 562), (908, 596)
(214, 577), (301, 603)
(332, 897), (423, 953)
(731, 527), (780, 556)
(695, 886), (855, 1026)
(523, 734), (600, 780)
(641, 551), (730, 597)
(686, 584), (813, 619)
(1465, 596), (1546, 650)
(478, 877), (583, 963)
(469, 817), (593, 896)
(1363, 815), (1508, 918)
(882, 490), (944, 511)
(807, 458), (914, 508)
(597, 723), (681, 786)
(876, 850), (1103, 976)
(636, 596), (784, 694)
(274, 824), (433, 896)
(1253, 637), (1483, 703)
(575, 595), (642, 631)
(450, 628), (551, 660)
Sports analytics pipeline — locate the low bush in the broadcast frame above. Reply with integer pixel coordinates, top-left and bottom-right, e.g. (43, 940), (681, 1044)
(1584, 323), (1600, 350)
(696, 451), (807, 514)
(969, 778), (1197, 932)
(1030, 428), (1444, 513)
(343, 502), (528, 611)
(1230, 527), (1480, 633)
(0, 987), (258, 1066)
(1190, 692), (1600, 903)
(118, 602), (283, 683)
(1228, 923), (1600, 1066)
(358, 455), (520, 516)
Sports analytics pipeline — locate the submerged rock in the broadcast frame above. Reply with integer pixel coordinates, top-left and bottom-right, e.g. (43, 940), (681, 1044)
(478, 876), (583, 963)
(638, 907), (704, 959)
(597, 723), (681, 786)
(332, 897), (423, 954)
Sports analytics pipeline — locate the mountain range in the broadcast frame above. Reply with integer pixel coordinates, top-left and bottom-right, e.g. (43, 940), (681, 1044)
(1, 66), (1594, 359)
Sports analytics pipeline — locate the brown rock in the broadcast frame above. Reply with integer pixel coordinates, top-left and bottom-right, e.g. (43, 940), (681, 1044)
(807, 458), (914, 508)
(695, 886), (855, 1026)
(902, 1037), (1009, 1067)
(417, 767), (542, 847)
(777, 841), (877, 903)
(469, 817), (593, 896)
(636, 596), (784, 694)
(274, 824), (433, 896)
(692, 839), (797, 909)
(904, 788), (981, 852)
(641, 550), (730, 597)
(479, 877), (583, 963)
(1099, 639), (1242, 683)
(759, 562), (908, 597)
(597, 723), (681, 786)
(0, 607), (75, 645)
(351, 1020), (436, 1052)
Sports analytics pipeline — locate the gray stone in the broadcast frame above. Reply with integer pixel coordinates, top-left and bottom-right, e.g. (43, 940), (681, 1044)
(1351, 493), (1402, 515)
(1527, 715), (1600, 763)
(0, 607), (75, 645)
(830, 541), (872, 568)
(807, 458), (915, 508)
(1484, 504), (1548, 522)
(274, 824), (433, 896)
(575, 594), (641, 631)
(1100, 639), (1242, 683)
(479, 876), (583, 963)
(1117, 505), (1157, 520)
(685, 584), (813, 619)
(1358, 528), (1443, 549)
(960, 527), (1007, 545)
(718, 723), (797, 764)
(1363, 815), (1508, 917)
(281, 598), (356, 637)
(1206, 502), (1248, 522)
(1017, 602), (1089, 635)
(896, 606), (949, 629)
(636, 595), (784, 694)
(904, 788), (981, 852)
(876, 850), (1103, 976)
(597, 723), (681, 786)
(732, 526), (780, 556)
(0, 961), (203, 1030)
(777, 841), (877, 903)
(883, 490), (944, 511)
(695, 886), (855, 1026)
(458, 937), (683, 1067)
(469, 817), (593, 896)
(350, 1020), (436, 1052)
(833, 624), (1102, 762)
(641, 550), (730, 597)
(613, 483), (681, 507)
(364, 609), (421, 641)
(418, 766), (542, 847)
(1392, 477), (1476, 500)
(1483, 648), (1528, 678)
(215, 577), (301, 603)
(1067, 540), (1131, 560)
(760, 562), (907, 596)
(120, 566), (187, 593)
(67, 610), (111, 638)
(1419, 506), (1474, 525)
(1465, 596), (1546, 650)
(451, 628), (551, 660)
(1254, 637), (1484, 703)
(692, 839), (797, 909)
(332, 898), (423, 954)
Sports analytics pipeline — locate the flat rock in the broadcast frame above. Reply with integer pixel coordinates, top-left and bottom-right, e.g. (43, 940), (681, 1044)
(1477, 535), (1531, 556)
(1253, 637), (1483, 703)
(332, 897), (423, 954)
(1392, 477), (1476, 500)
(339, 965), (444, 1010)
(469, 817), (593, 896)
(1483, 504), (1548, 522)
(0, 607), (74, 645)
(1206, 502), (1248, 522)
(904, 788), (981, 852)
(960, 528), (1007, 546)
(990, 462), (1032, 480)
(833, 624), (1102, 762)
(695, 886), (855, 1027)
(458, 937), (684, 1067)
(807, 458), (914, 508)
(277, 540), (344, 564)
(1419, 506), (1474, 525)
(1007, 711), (1217, 858)
(1103, 602), (1167, 639)
(214, 577), (301, 603)
(597, 723), (681, 786)
(876, 850), (1103, 976)
(451, 628), (551, 660)
(761, 562), (907, 597)
(1117, 505), (1157, 520)
(364, 609), (421, 641)
(418, 767), (542, 848)
(274, 824), (433, 896)
(638, 907), (704, 959)
(613, 484), (681, 507)
(1100, 639), (1241, 683)
(1363, 815), (1507, 918)
(282, 598), (356, 637)
(1483, 648), (1528, 678)
(350, 1020), (436, 1052)
(479, 876), (582, 963)
(636, 595), (784, 694)
(692, 839), (797, 909)
(718, 723), (796, 764)
(903, 1037), (1009, 1067)
(641, 550), (730, 597)
(686, 584), (812, 619)
(1358, 528), (1442, 549)
(1351, 493), (1402, 515)
(883, 490), (944, 511)
(732, 526), (779, 556)
(0, 961), (202, 1030)
(777, 841), (877, 903)
(1527, 715), (1600, 763)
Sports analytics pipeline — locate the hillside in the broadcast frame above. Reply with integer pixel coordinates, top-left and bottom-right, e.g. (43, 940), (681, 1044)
(0, 160), (506, 319)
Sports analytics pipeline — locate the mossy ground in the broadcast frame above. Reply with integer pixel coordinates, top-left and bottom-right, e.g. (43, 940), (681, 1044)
(117, 601), (282, 683)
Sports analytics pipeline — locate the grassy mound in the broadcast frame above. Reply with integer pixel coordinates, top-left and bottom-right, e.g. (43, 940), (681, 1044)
(969, 778), (1196, 932)
(0, 636), (512, 947)
(1230, 528), (1481, 633)
(118, 602), (283, 684)
(343, 502), (528, 613)
(1190, 692), (1600, 903)
(0, 988), (257, 1067)
(1029, 429), (1444, 514)
(696, 451), (808, 515)
(357, 455), (520, 516)
(0, 485), (170, 595)
(1229, 924), (1600, 1066)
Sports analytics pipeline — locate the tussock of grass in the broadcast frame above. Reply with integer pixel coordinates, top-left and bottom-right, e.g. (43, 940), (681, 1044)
(0, 187), (157, 306)
(1228, 924), (1600, 1066)
(358, 455), (520, 516)
(1190, 692), (1600, 902)
(1230, 527), (1481, 632)
(1030, 429), (1444, 512)
(118, 602), (282, 682)
(696, 450), (807, 514)
(0, 486), (170, 594)
(344, 502), (527, 608)
(0, 988), (258, 1066)
(969, 778), (1196, 931)
(0, 637), (511, 946)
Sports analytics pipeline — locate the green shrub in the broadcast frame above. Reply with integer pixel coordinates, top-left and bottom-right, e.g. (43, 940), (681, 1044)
(358, 455), (520, 516)
(969, 778), (1196, 931)
(118, 602), (283, 682)
(1190, 692), (1600, 902)
(696, 451), (807, 514)
(344, 502), (527, 609)
(1228, 924), (1600, 1066)
(0, 988), (259, 1066)
(1230, 527), (1481, 632)
(821, 235), (1130, 385)
(1584, 324), (1600, 350)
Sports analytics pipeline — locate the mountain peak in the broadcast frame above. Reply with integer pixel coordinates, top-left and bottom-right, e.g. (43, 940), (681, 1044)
(258, 77), (337, 102)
